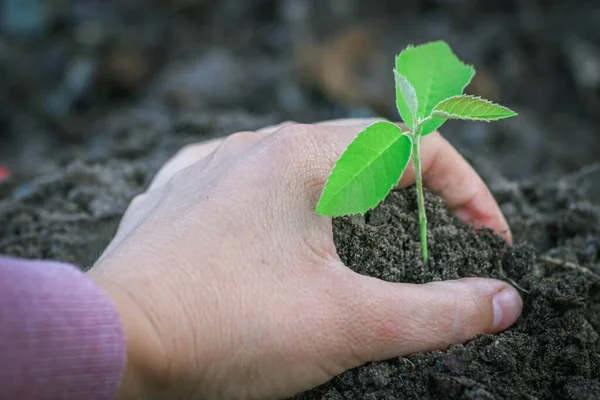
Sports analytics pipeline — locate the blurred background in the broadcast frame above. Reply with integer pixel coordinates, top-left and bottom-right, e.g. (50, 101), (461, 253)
(0, 0), (599, 187)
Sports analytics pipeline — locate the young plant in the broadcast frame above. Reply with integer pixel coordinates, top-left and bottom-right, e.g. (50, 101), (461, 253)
(316, 41), (517, 263)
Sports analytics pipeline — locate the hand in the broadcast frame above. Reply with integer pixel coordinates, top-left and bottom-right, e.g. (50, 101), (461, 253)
(89, 119), (522, 400)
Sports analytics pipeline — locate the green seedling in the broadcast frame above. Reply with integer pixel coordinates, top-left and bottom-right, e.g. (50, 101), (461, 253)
(316, 41), (517, 263)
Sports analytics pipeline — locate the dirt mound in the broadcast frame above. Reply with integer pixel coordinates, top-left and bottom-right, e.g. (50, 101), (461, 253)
(296, 171), (600, 399)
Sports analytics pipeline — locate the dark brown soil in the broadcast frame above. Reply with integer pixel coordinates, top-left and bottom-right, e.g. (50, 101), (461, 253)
(1, 1), (600, 399)
(295, 170), (600, 399)
(0, 108), (274, 264)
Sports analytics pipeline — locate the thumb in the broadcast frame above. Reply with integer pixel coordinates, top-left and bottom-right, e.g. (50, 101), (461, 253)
(339, 275), (523, 363)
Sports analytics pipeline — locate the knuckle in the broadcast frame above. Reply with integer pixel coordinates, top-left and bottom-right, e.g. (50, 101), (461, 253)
(167, 144), (216, 173)
(267, 124), (324, 168)
(175, 143), (208, 160)
(269, 123), (319, 149)
(279, 120), (298, 127)
(267, 123), (325, 180)
(212, 131), (256, 155)
(447, 284), (488, 342)
(259, 120), (298, 133)
(261, 124), (335, 204)
(224, 131), (256, 144)
(121, 193), (150, 222)
(129, 193), (148, 208)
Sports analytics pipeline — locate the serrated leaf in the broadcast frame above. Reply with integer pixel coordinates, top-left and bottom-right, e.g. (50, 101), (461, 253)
(395, 41), (475, 135)
(316, 121), (413, 217)
(394, 70), (418, 129)
(431, 95), (517, 121)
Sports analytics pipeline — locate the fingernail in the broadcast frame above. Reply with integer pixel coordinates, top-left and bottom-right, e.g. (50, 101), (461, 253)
(491, 287), (523, 332)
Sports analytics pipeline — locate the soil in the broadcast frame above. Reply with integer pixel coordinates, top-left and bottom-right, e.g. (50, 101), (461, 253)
(1, 0), (600, 399)
(295, 176), (600, 399)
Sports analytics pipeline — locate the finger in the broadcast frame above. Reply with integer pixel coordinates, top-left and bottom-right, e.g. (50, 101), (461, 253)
(157, 119), (386, 188)
(153, 119), (380, 188)
(150, 121), (300, 191)
(256, 121), (297, 134)
(315, 118), (386, 127)
(151, 119), (319, 190)
(280, 123), (510, 242)
(336, 272), (522, 363)
(149, 131), (265, 190)
(149, 138), (223, 189)
(398, 132), (512, 242)
(97, 193), (164, 262)
(256, 118), (387, 135)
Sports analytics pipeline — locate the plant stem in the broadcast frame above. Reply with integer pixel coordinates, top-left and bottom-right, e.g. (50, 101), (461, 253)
(411, 134), (429, 263)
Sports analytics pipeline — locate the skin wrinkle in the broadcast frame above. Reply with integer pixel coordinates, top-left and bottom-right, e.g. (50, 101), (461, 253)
(294, 157), (325, 208)
(339, 277), (413, 361)
(210, 131), (258, 163)
(149, 141), (217, 189)
(450, 291), (462, 345)
(100, 277), (171, 397)
(448, 288), (489, 344)
(401, 296), (448, 349)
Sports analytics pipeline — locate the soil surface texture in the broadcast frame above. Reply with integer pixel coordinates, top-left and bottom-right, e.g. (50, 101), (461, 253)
(1, 0), (599, 399)
(295, 170), (600, 399)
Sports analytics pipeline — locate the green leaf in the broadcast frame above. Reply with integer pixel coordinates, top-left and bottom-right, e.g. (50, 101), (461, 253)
(395, 41), (475, 135)
(394, 70), (418, 129)
(431, 95), (517, 121)
(316, 121), (413, 217)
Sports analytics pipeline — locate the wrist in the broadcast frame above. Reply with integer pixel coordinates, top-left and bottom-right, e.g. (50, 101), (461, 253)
(91, 276), (170, 400)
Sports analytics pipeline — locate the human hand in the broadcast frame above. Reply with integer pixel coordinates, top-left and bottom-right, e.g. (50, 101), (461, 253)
(89, 119), (521, 399)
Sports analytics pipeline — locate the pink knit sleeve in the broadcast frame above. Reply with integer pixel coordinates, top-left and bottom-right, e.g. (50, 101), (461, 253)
(0, 256), (126, 400)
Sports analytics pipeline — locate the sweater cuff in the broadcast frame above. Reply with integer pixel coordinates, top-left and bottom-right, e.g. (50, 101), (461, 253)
(0, 256), (126, 400)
